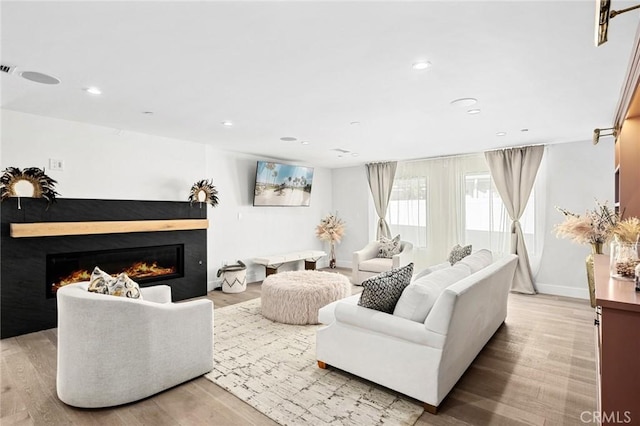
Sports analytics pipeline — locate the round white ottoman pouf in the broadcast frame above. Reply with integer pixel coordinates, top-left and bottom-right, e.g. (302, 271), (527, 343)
(261, 271), (351, 325)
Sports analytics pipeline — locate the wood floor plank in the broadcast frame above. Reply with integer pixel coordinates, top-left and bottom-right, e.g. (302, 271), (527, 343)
(1, 357), (29, 419)
(0, 271), (598, 426)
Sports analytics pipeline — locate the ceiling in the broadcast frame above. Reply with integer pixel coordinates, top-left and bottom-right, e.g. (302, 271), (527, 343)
(1, 1), (639, 168)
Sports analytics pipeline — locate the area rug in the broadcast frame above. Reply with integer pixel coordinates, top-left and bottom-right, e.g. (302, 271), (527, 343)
(205, 298), (423, 426)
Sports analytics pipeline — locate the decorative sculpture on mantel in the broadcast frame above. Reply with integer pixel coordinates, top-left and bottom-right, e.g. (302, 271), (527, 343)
(0, 166), (59, 209)
(188, 179), (219, 208)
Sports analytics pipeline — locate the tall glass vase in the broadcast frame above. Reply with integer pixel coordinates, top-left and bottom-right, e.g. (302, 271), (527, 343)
(586, 242), (603, 309)
(329, 242), (336, 269)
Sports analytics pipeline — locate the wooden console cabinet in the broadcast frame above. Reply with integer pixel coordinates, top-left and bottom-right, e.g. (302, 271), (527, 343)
(593, 254), (640, 425)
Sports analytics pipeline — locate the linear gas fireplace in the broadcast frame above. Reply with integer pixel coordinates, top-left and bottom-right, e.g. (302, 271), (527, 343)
(46, 244), (184, 298)
(2, 198), (207, 338)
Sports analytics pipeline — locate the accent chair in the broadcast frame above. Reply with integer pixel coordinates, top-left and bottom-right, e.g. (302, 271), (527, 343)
(56, 282), (213, 408)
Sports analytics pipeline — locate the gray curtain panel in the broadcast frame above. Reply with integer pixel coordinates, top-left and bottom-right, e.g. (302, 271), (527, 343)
(366, 161), (398, 239)
(484, 145), (544, 294)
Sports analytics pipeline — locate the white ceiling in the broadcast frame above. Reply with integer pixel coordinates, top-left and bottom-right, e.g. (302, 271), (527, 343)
(1, 1), (639, 168)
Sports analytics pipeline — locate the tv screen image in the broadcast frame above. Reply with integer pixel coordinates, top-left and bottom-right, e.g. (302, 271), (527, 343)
(254, 161), (314, 206)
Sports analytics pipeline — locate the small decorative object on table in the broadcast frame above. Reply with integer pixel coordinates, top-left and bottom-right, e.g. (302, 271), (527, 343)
(0, 166), (59, 209)
(610, 217), (640, 281)
(188, 179), (219, 208)
(554, 200), (618, 308)
(315, 212), (345, 268)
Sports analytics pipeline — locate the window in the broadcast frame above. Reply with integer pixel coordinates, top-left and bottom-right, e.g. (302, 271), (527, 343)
(387, 177), (428, 248)
(464, 173), (536, 256)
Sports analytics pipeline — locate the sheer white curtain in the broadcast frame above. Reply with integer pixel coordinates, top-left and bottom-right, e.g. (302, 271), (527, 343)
(390, 154), (488, 269)
(387, 151), (546, 274)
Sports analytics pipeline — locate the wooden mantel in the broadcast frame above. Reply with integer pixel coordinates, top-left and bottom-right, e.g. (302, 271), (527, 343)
(10, 219), (209, 238)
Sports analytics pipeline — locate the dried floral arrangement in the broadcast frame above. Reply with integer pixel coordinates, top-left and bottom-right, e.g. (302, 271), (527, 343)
(554, 201), (618, 245)
(315, 212), (346, 243)
(188, 179), (219, 208)
(612, 217), (640, 243)
(0, 166), (59, 206)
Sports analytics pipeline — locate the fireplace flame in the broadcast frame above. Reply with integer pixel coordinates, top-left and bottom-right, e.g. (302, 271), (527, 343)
(123, 261), (176, 278)
(51, 262), (177, 294)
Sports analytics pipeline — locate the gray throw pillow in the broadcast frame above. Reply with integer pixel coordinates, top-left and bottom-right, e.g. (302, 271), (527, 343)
(358, 263), (414, 313)
(448, 244), (472, 265)
(377, 234), (401, 258)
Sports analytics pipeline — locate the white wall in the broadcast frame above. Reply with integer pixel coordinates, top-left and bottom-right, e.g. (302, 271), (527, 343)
(0, 110), (331, 290)
(331, 166), (371, 268)
(535, 139), (614, 299)
(1, 110), (208, 201)
(204, 147), (331, 285)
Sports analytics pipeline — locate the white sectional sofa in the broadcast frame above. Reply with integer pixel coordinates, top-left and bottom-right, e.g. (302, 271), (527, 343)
(316, 251), (518, 413)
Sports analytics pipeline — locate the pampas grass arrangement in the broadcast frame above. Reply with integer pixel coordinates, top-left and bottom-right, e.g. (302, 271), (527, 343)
(554, 201), (618, 245)
(613, 217), (640, 243)
(316, 212), (345, 268)
(315, 212), (345, 244)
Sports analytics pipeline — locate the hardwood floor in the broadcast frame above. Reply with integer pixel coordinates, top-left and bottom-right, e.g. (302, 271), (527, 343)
(1, 273), (598, 425)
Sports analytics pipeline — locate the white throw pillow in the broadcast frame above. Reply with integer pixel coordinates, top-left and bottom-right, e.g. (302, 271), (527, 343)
(393, 263), (471, 322)
(458, 249), (493, 274)
(448, 244), (472, 265)
(412, 262), (451, 282)
(377, 234), (401, 258)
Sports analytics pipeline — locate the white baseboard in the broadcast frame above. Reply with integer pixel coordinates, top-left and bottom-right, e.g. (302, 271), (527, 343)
(535, 282), (589, 300)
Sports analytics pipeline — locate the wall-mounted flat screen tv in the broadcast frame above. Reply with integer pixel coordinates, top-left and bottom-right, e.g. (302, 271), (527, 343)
(253, 161), (314, 207)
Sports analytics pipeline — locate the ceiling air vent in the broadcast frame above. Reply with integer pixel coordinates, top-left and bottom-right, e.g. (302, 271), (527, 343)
(0, 64), (15, 74)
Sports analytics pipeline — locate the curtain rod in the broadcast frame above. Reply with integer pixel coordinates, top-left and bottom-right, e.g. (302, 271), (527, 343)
(402, 143), (547, 164)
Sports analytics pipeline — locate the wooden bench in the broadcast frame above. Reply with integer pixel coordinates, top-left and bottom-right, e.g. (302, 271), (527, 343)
(253, 250), (326, 276)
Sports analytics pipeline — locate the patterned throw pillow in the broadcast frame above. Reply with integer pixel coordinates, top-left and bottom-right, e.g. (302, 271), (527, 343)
(448, 244), (472, 265)
(88, 267), (113, 294)
(111, 273), (142, 299)
(87, 267), (142, 299)
(358, 263), (414, 313)
(377, 234), (402, 258)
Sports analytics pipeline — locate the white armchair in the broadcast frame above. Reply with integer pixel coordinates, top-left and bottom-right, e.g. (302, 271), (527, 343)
(56, 282), (213, 408)
(352, 240), (414, 285)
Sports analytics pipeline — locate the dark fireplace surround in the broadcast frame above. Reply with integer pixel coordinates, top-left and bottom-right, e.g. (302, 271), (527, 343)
(1, 198), (207, 338)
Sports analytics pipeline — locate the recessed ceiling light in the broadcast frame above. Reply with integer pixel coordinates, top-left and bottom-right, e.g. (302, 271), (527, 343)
(467, 109), (481, 115)
(301, 141), (309, 145)
(496, 132), (507, 136)
(521, 128), (529, 132)
(412, 61), (431, 70)
(350, 121), (361, 126)
(337, 155), (344, 158)
(142, 111), (154, 115)
(84, 87), (102, 95)
(221, 121), (233, 127)
(280, 136), (297, 142)
(351, 153), (359, 157)
(20, 71), (61, 85)
(450, 98), (478, 107)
